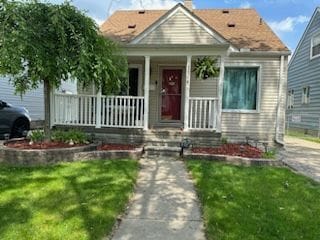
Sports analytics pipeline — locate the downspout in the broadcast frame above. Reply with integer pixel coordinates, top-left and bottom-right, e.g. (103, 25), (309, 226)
(275, 55), (285, 146)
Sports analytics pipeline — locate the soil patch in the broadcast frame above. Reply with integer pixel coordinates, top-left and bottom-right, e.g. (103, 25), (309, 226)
(192, 144), (263, 159)
(4, 140), (85, 150)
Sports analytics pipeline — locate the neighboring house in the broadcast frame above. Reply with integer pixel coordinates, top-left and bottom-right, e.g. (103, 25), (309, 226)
(288, 7), (320, 135)
(0, 76), (77, 123)
(50, 0), (290, 146)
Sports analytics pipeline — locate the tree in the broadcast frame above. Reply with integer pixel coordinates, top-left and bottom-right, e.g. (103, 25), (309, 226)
(0, 0), (127, 135)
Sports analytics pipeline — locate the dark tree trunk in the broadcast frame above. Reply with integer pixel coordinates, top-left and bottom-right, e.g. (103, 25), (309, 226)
(43, 80), (51, 137)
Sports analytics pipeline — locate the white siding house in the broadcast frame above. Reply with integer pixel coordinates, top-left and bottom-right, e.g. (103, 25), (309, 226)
(0, 77), (77, 121)
(50, 1), (290, 145)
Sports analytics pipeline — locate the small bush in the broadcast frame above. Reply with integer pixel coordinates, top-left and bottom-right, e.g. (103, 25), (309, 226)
(221, 137), (228, 145)
(28, 130), (45, 143)
(262, 149), (276, 159)
(51, 129), (89, 144)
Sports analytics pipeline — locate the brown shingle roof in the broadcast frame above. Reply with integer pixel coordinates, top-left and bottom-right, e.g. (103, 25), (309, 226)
(100, 7), (288, 51)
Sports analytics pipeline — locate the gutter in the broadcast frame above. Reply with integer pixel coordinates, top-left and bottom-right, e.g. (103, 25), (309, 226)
(275, 55), (285, 146)
(229, 50), (291, 57)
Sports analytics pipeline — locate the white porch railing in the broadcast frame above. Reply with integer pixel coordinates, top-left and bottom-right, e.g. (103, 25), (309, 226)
(52, 94), (144, 128)
(188, 97), (218, 130)
(101, 96), (144, 128)
(53, 94), (97, 126)
(52, 94), (218, 130)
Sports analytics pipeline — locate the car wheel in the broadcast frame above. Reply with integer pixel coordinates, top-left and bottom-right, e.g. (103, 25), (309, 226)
(11, 118), (30, 138)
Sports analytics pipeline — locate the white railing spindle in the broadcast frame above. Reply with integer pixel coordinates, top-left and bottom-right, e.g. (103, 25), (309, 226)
(188, 97), (218, 130)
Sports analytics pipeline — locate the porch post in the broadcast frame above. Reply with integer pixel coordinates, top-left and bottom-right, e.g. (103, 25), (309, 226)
(216, 56), (225, 133)
(144, 56), (150, 131)
(184, 55), (192, 131)
(96, 87), (102, 128)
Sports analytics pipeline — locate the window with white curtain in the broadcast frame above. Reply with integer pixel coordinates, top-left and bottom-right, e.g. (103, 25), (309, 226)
(302, 86), (310, 104)
(311, 33), (320, 58)
(287, 89), (294, 109)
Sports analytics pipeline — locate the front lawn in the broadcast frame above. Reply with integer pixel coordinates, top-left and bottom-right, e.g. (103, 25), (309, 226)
(187, 160), (320, 240)
(287, 130), (320, 143)
(0, 159), (138, 240)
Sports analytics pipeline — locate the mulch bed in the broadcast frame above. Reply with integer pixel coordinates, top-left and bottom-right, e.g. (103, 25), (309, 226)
(4, 140), (85, 150)
(97, 144), (139, 151)
(192, 144), (263, 159)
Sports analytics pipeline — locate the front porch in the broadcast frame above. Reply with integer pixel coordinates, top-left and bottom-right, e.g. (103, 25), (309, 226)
(51, 47), (227, 133)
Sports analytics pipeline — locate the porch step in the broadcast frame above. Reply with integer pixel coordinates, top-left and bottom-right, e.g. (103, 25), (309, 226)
(144, 140), (181, 148)
(143, 146), (182, 158)
(144, 130), (183, 143)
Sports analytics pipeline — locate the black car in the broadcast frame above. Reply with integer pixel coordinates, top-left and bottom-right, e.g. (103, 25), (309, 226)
(0, 100), (31, 139)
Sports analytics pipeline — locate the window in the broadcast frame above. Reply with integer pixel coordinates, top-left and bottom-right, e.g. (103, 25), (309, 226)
(128, 68), (139, 96)
(222, 67), (258, 111)
(311, 33), (320, 58)
(302, 86), (310, 104)
(287, 89), (294, 109)
(119, 67), (140, 96)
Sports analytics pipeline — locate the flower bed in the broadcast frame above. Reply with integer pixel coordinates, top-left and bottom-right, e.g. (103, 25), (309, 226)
(4, 139), (85, 150)
(0, 141), (142, 166)
(192, 144), (263, 159)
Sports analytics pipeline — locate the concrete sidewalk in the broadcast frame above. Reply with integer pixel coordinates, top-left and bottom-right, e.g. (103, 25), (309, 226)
(111, 157), (205, 240)
(283, 136), (320, 182)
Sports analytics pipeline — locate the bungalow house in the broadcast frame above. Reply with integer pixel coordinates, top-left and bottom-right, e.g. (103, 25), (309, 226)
(50, 0), (290, 149)
(287, 7), (320, 136)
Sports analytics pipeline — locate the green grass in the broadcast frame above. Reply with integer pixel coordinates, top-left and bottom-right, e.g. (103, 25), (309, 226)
(0, 159), (138, 240)
(187, 160), (320, 240)
(287, 130), (320, 143)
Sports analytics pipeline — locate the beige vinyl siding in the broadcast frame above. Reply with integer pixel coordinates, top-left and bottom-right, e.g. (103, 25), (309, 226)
(140, 10), (219, 45)
(77, 83), (96, 95)
(221, 57), (281, 143)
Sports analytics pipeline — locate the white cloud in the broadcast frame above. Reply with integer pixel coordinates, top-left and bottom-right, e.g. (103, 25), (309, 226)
(108, 0), (181, 15)
(127, 0), (180, 10)
(268, 15), (309, 34)
(239, 1), (251, 8)
(93, 16), (105, 26)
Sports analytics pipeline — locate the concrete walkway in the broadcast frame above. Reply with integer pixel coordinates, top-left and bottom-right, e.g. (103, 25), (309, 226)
(111, 157), (205, 240)
(283, 136), (320, 182)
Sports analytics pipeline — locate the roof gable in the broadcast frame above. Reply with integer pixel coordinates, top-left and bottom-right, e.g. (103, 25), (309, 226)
(131, 4), (227, 45)
(101, 6), (289, 52)
(289, 7), (320, 68)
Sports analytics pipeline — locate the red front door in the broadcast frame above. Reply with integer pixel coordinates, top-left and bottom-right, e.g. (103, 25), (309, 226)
(161, 69), (182, 121)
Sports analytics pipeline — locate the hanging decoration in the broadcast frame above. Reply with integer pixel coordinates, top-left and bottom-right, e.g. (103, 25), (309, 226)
(193, 57), (220, 80)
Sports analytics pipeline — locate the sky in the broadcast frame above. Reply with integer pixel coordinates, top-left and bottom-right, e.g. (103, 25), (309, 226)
(51, 0), (320, 53)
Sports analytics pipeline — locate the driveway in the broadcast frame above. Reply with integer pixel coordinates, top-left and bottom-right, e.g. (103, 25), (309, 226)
(283, 136), (320, 182)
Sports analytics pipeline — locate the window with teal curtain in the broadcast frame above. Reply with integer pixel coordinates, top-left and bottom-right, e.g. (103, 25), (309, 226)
(222, 68), (258, 110)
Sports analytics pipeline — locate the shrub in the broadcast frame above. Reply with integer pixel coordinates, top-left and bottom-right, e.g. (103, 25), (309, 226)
(28, 130), (45, 143)
(262, 149), (276, 159)
(51, 129), (89, 144)
(221, 137), (228, 145)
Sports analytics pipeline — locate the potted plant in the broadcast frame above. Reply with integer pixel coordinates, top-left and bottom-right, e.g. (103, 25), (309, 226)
(193, 57), (220, 80)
